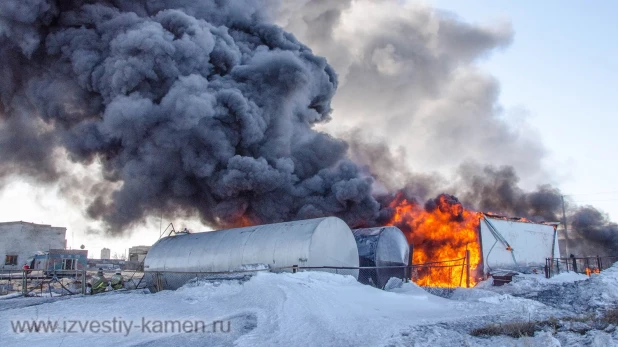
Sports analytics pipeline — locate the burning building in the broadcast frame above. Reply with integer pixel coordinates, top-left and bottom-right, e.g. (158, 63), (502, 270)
(386, 193), (560, 287)
(479, 214), (559, 275)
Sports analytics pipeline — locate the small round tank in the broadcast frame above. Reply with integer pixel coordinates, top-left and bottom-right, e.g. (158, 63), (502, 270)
(352, 226), (410, 288)
(144, 217), (359, 290)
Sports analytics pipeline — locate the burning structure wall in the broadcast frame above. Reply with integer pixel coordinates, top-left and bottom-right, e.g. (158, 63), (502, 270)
(479, 216), (559, 275)
(387, 193), (482, 287)
(385, 194), (560, 287)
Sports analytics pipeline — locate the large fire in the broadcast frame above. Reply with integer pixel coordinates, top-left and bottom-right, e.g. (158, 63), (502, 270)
(387, 193), (482, 288)
(231, 190), (486, 288)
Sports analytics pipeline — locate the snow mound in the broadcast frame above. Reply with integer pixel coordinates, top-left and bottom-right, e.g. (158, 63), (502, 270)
(0, 293), (21, 300)
(387, 281), (430, 300)
(547, 272), (589, 283)
(3, 268), (617, 346)
(585, 262), (618, 308)
(449, 287), (501, 301)
(0, 271), (470, 347)
(479, 262), (618, 314)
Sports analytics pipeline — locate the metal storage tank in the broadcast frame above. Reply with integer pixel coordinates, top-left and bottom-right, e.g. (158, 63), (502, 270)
(144, 217), (359, 290)
(352, 226), (410, 288)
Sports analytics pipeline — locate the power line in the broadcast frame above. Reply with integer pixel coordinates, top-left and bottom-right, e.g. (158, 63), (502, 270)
(564, 191), (618, 197)
(571, 198), (618, 203)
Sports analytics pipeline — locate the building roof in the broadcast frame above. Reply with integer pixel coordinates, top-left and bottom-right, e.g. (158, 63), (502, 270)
(482, 213), (560, 227)
(0, 221), (66, 230)
(49, 249), (88, 255)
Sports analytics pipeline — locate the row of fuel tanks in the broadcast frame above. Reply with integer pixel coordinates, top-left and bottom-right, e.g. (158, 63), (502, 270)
(144, 217), (412, 291)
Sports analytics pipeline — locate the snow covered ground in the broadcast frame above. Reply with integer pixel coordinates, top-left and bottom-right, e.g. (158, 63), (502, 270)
(1, 265), (617, 346)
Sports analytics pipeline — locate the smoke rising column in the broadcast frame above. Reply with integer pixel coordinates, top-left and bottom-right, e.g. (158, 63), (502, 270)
(0, 0), (379, 233)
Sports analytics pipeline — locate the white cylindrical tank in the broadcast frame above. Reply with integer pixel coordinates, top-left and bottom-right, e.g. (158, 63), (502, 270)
(144, 217), (359, 289)
(352, 226), (410, 288)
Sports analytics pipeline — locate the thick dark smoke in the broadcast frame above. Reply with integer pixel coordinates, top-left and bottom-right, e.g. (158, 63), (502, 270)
(0, 0), (379, 232)
(570, 207), (618, 256)
(347, 131), (618, 255)
(1, 0), (616, 256)
(445, 162), (618, 256)
(451, 163), (563, 223)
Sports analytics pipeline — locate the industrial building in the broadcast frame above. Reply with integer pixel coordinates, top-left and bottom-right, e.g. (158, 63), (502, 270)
(30, 249), (88, 274)
(100, 248), (111, 260)
(129, 245), (151, 263)
(0, 221), (67, 271)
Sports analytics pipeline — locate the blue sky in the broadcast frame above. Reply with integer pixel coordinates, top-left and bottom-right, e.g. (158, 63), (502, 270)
(428, 0), (618, 220)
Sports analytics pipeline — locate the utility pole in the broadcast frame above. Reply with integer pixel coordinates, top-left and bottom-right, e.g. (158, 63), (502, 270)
(561, 195), (570, 256)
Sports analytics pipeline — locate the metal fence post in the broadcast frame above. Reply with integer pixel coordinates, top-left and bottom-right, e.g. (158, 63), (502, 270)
(544, 258), (549, 279)
(407, 243), (414, 282)
(465, 250), (471, 288)
(556, 259), (560, 274)
(22, 270), (27, 295)
(81, 269), (87, 295)
(597, 256), (602, 271)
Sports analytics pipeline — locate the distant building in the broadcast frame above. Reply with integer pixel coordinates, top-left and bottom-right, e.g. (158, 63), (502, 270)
(101, 248), (111, 259)
(0, 221), (66, 271)
(87, 258), (126, 270)
(31, 249), (88, 274)
(129, 245), (151, 263)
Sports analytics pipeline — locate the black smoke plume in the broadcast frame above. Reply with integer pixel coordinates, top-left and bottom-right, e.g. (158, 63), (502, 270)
(1, 0), (616, 256)
(450, 162), (618, 256)
(347, 132), (618, 256)
(0, 0), (379, 232)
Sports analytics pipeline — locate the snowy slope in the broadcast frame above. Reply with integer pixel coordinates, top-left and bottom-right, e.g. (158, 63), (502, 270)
(1, 266), (617, 346)
(2, 272), (474, 346)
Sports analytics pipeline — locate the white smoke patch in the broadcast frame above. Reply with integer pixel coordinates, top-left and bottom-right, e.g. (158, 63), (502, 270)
(276, 0), (547, 181)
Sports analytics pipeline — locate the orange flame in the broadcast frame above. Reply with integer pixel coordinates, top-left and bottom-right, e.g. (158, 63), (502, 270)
(233, 215), (255, 228)
(387, 193), (482, 288)
(585, 268), (600, 276)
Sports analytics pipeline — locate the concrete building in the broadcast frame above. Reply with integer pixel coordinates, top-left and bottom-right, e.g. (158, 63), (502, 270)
(101, 248), (111, 260)
(87, 258), (125, 270)
(129, 245), (151, 263)
(0, 221), (66, 271)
